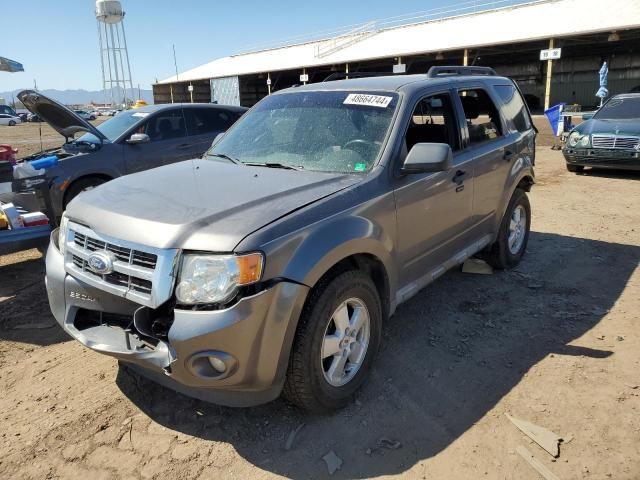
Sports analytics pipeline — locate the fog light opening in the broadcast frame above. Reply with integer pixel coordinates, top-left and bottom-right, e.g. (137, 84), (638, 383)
(208, 355), (227, 374)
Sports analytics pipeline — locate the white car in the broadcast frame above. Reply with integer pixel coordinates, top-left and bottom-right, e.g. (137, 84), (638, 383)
(73, 110), (96, 121)
(0, 114), (21, 126)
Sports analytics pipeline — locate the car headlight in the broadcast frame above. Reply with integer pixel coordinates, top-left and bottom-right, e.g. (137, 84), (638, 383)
(175, 253), (264, 305)
(58, 214), (69, 255)
(579, 135), (590, 147)
(568, 132), (580, 147)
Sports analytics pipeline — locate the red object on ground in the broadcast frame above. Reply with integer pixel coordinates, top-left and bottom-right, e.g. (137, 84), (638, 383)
(20, 212), (49, 227)
(0, 145), (18, 164)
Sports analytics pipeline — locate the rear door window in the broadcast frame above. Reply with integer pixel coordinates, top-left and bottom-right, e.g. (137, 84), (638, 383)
(494, 84), (532, 132)
(457, 89), (503, 145)
(145, 111), (187, 141)
(185, 108), (236, 136)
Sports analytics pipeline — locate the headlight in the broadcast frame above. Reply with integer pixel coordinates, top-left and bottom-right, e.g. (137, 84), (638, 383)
(579, 135), (590, 147)
(58, 214), (69, 255)
(175, 253), (264, 305)
(568, 132), (580, 147)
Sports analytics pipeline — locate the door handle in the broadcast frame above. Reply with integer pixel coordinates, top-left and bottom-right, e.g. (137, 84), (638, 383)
(503, 150), (516, 162)
(452, 170), (466, 186)
(177, 143), (190, 150)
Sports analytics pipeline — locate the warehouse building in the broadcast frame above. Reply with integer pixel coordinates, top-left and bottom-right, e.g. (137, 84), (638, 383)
(154, 0), (640, 111)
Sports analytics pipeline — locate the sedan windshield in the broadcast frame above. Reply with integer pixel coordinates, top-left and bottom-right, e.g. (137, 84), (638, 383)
(594, 96), (640, 120)
(77, 110), (146, 142)
(207, 91), (399, 173)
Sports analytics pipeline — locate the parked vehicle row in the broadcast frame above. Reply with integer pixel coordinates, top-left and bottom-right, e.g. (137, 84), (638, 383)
(13, 90), (247, 221)
(42, 67), (537, 411)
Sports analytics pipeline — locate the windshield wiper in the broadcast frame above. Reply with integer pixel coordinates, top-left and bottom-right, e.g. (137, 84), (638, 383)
(243, 162), (303, 171)
(207, 152), (242, 165)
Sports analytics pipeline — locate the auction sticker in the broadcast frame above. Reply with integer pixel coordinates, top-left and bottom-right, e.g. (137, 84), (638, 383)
(344, 94), (393, 108)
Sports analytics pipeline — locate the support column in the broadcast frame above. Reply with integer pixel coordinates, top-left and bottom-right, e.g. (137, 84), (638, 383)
(463, 48), (469, 66)
(189, 83), (194, 103)
(544, 38), (554, 111)
(170, 84), (174, 104)
(345, 63), (349, 80)
(302, 67), (307, 85)
(267, 73), (271, 95)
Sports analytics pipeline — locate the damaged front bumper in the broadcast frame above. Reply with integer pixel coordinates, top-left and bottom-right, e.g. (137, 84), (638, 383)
(45, 233), (309, 407)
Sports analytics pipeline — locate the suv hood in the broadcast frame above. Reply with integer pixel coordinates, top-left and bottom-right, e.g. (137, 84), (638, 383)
(66, 159), (362, 251)
(17, 90), (108, 142)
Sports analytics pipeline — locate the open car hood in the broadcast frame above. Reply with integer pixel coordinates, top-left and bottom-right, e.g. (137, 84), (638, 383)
(17, 90), (108, 142)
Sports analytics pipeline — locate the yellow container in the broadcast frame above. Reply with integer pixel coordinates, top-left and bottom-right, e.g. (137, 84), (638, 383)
(0, 211), (8, 230)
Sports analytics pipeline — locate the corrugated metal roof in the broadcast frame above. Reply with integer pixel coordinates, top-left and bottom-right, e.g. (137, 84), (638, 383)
(158, 0), (640, 84)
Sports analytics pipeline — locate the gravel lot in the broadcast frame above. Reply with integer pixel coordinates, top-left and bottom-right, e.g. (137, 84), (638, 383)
(0, 121), (639, 479)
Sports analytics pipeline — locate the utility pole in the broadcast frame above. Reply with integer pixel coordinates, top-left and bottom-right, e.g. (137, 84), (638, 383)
(544, 38), (554, 111)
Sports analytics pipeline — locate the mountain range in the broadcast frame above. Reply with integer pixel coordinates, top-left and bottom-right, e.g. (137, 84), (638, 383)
(0, 86), (154, 107)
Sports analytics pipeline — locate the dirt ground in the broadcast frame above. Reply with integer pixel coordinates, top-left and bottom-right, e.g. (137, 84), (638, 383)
(1, 122), (639, 479)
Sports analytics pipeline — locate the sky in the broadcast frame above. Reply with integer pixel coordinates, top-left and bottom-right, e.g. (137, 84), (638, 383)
(2, 0), (492, 93)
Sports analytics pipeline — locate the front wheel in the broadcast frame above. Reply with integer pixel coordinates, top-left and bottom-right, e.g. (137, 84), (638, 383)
(8, 120), (16, 126)
(283, 270), (382, 412)
(484, 188), (531, 270)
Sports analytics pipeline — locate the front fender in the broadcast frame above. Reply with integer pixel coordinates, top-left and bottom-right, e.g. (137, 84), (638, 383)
(495, 154), (535, 232)
(260, 214), (397, 300)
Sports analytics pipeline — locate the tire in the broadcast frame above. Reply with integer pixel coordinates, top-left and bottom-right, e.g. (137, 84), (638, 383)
(283, 270), (382, 412)
(566, 164), (584, 173)
(8, 120), (15, 126)
(64, 177), (107, 208)
(484, 188), (531, 270)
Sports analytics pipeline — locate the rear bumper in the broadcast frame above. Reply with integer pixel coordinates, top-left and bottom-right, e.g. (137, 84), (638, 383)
(563, 148), (640, 170)
(45, 236), (309, 407)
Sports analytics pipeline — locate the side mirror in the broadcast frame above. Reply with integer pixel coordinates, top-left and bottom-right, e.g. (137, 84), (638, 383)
(126, 133), (150, 144)
(581, 112), (594, 121)
(401, 143), (453, 174)
(211, 132), (224, 147)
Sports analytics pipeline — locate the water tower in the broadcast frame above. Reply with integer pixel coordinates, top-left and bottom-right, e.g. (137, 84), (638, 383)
(95, 0), (134, 107)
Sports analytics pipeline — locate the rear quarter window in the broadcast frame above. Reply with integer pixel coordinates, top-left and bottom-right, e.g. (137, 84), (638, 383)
(494, 84), (532, 133)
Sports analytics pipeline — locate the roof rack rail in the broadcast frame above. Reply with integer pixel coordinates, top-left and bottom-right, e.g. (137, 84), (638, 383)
(426, 66), (497, 78)
(322, 71), (401, 82)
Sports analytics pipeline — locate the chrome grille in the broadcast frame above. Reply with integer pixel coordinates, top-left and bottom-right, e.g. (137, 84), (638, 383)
(592, 134), (640, 150)
(71, 253), (153, 295)
(64, 222), (178, 308)
(74, 232), (158, 268)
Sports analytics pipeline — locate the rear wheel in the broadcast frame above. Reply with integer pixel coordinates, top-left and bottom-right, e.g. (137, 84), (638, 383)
(484, 188), (531, 270)
(8, 120), (16, 126)
(283, 270), (382, 412)
(566, 164), (584, 173)
(64, 177), (107, 208)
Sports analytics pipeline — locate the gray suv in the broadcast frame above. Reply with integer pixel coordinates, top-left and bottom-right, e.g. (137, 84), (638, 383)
(45, 67), (536, 412)
(14, 90), (246, 220)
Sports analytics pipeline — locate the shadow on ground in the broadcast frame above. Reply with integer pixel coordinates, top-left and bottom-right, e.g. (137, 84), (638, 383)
(0, 255), (67, 346)
(117, 231), (639, 478)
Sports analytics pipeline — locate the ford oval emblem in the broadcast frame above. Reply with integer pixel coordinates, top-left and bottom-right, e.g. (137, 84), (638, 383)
(87, 251), (115, 275)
